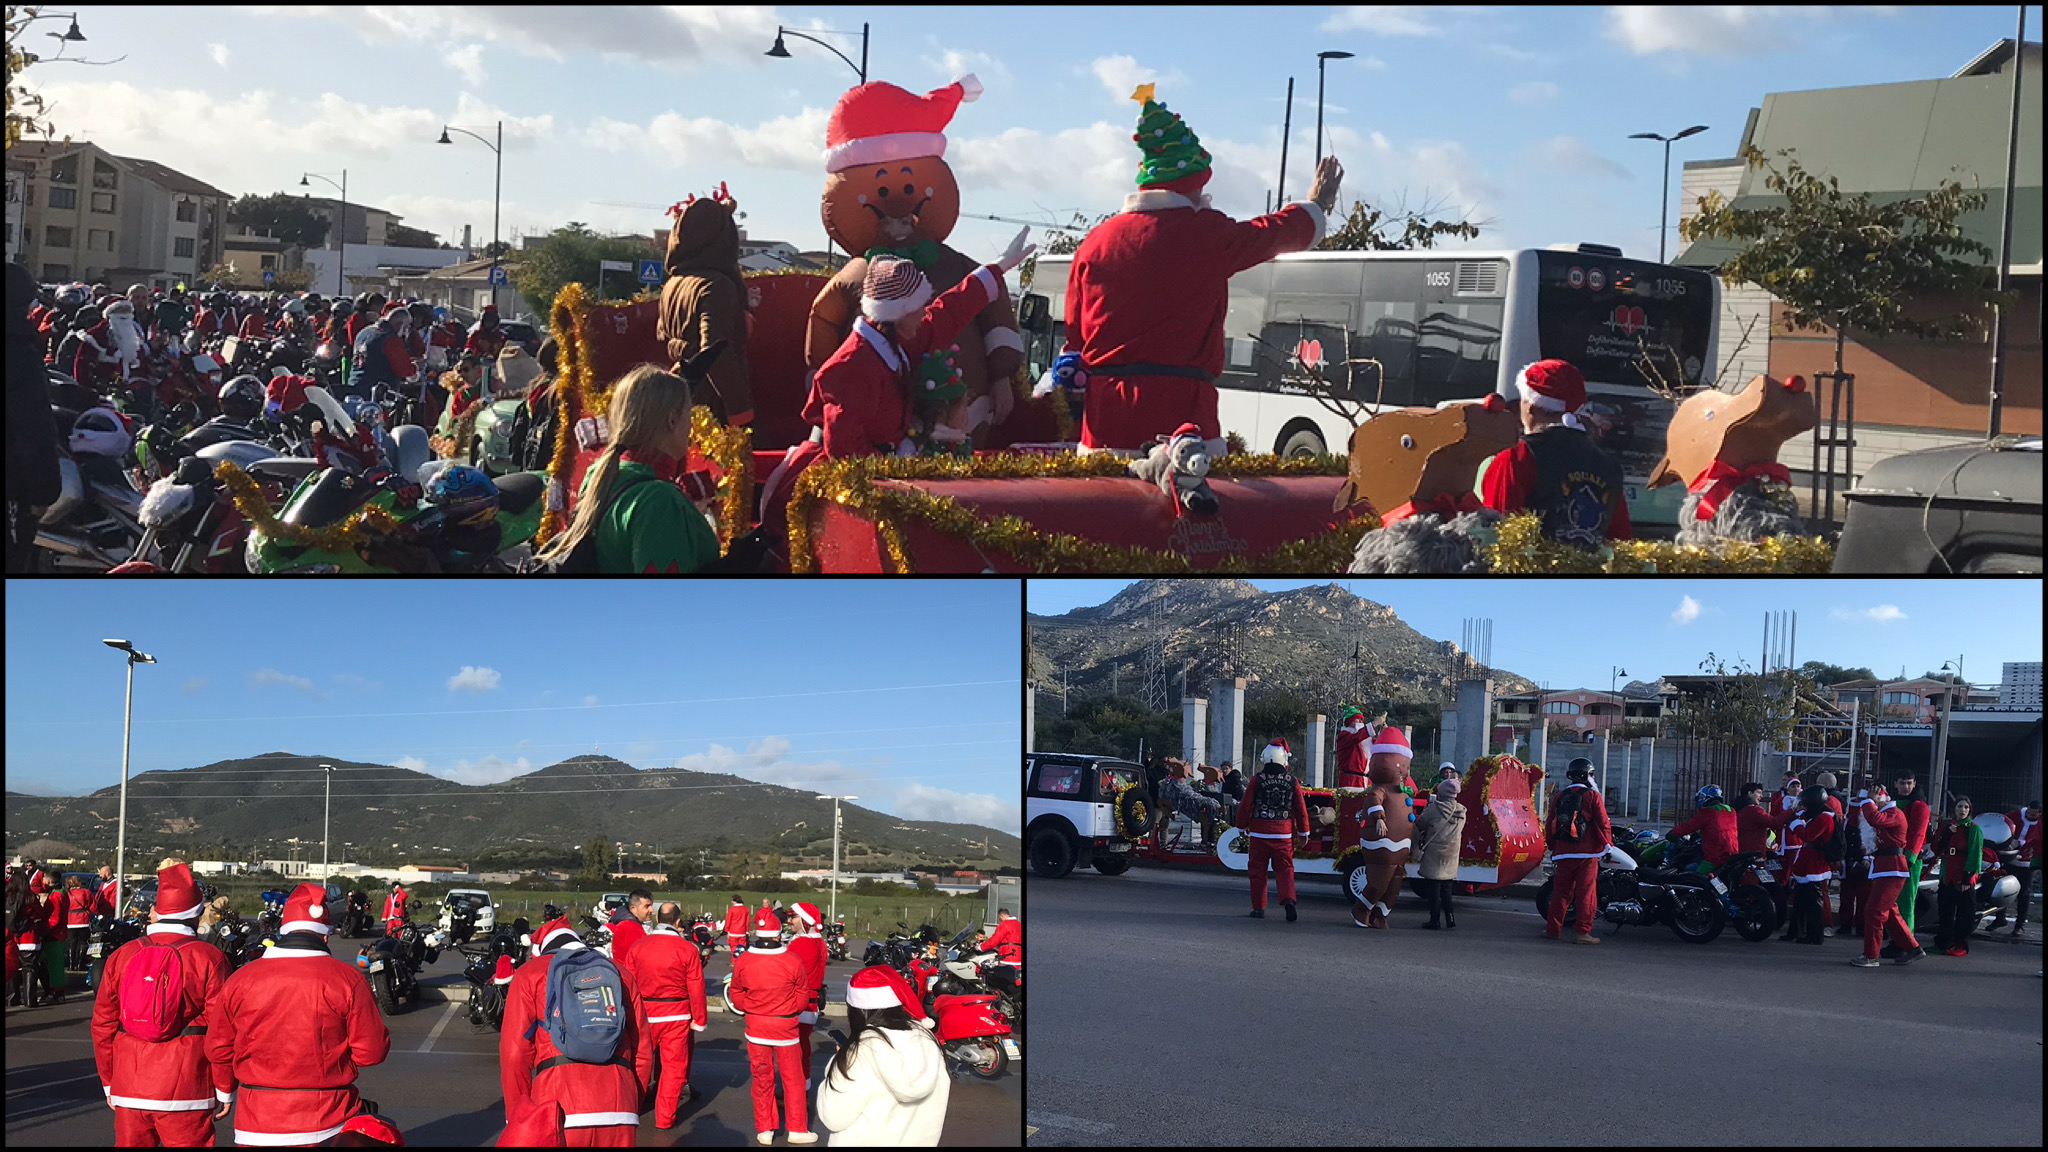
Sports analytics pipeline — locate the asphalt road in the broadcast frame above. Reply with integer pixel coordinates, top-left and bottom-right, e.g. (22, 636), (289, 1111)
(1027, 866), (2042, 1148)
(7, 940), (1019, 1147)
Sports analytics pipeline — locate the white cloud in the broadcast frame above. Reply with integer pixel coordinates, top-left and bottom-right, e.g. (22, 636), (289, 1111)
(1509, 81), (1560, 104)
(1088, 55), (1186, 104)
(447, 44), (487, 87)
(584, 105), (829, 173)
(207, 43), (231, 69)
(1321, 6), (1446, 35)
(180, 677), (210, 694)
(269, 7), (780, 69)
(893, 783), (1020, 833)
(1672, 595), (1703, 625)
(1603, 6), (1891, 57)
(1526, 136), (1631, 181)
(1829, 605), (1907, 624)
(446, 665), (502, 693)
(251, 668), (325, 697)
(431, 755), (535, 786)
(582, 695), (600, 707)
(924, 45), (1012, 87)
(1482, 42), (1545, 64)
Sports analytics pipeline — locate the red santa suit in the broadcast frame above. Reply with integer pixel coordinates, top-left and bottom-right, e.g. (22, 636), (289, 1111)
(1857, 795), (1920, 960)
(501, 918), (653, 1147)
(1545, 779), (1612, 938)
(803, 261), (1002, 459)
(728, 909), (813, 1139)
(1235, 741), (1309, 913)
(206, 883), (391, 1146)
(237, 311), (271, 342)
(93, 865), (232, 1148)
(986, 915), (1022, 969)
(607, 911), (646, 970)
(1671, 804), (1740, 865)
(787, 903), (829, 1087)
(620, 922), (706, 1131)
(192, 307), (222, 341)
(1335, 716), (1369, 790)
(723, 900), (749, 957)
(1736, 802), (1775, 882)
(381, 885), (407, 936)
(2006, 807), (2041, 866)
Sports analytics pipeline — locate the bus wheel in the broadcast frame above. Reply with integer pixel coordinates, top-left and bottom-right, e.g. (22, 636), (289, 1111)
(1276, 424), (1326, 460)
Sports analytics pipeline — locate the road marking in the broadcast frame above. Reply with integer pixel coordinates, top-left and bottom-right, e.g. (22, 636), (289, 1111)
(1027, 1110), (1111, 1135)
(418, 1001), (462, 1053)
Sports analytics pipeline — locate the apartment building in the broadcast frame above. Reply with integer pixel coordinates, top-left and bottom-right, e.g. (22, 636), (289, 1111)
(11, 140), (231, 290)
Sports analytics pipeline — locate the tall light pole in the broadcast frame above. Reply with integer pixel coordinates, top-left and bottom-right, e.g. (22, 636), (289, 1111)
(767, 22), (870, 261)
(1315, 50), (1354, 165)
(300, 171), (347, 297)
(1626, 124), (1708, 263)
(1277, 77), (1295, 203)
(320, 763), (334, 879)
(1609, 666), (1628, 814)
(816, 795), (856, 923)
(101, 639), (156, 917)
(1986, 5), (2027, 438)
(1932, 658), (1962, 807)
(438, 121), (503, 311)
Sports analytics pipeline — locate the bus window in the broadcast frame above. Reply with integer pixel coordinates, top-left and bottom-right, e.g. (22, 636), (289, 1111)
(1412, 303), (1503, 406)
(1221, 264), (1272, 377)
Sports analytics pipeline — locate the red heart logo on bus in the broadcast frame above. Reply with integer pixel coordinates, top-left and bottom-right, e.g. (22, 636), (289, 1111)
(1295, 339), (1324, 368)
(1611, 305), (1646, 335)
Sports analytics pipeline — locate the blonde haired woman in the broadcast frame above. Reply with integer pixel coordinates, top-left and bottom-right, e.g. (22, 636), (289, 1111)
(533, 352), (724, 574)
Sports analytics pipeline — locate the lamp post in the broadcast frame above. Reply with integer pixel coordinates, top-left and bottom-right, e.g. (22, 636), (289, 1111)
(101, 639), (156, 917)
(320, 763), (334, 880)
(1609, 666), (1628, 814)
(816, 795), (857, 924)
(1627, 125), (1708, 263)
(1277, 77), (1295, 203)
(300, 171), (346, 298)
(438, 121), (503, 311)
(1932, 658), (1962, 807)
(765, 22), (868, 84)
(1315, 50), (1354, 165)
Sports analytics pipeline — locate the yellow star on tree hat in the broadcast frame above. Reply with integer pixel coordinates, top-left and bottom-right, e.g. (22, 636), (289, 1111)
(1130, 83), (1211, 188)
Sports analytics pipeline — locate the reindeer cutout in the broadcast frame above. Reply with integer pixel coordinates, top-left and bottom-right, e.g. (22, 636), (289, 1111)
(1649, 373), (1817, 491)
(1333, 394), (1520, 516)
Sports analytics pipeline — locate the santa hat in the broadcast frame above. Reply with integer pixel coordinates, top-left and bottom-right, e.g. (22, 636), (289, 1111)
(1513, 359), (1587, 430)
(336, 1110), (404, 1146)
(279, 881), (333, 935)
(152, 863), (202, 919)
(847, 964), (927, 1021)
(1866, 784), (1892, 806)
(1369, 725), (1412, 760)
(860, 256), (932, 324)
(534, 915), (579, 952)
(1130, 83), (1212, 192)
(1260, 738), (1291, 767)
(824, 75), (982, 173)
(492, 955), (516, 986)
(752, 907), (783, 937)
(792, 901), (822, 929)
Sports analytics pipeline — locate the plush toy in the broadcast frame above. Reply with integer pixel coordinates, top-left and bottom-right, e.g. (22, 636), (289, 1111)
(1351, 724), (1415, 929)
(1649, 373), (1816, 546)
(805, 75), (1023, 443)
(1338, 394), (1520, 573)
(1128, 421), (1218, 515)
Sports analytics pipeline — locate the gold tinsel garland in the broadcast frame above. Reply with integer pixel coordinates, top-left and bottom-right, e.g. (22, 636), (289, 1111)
(786, 451), (1370, 574)
(1111, 783), (1154, 842)
(430, 398), (487, 460)
(1483, 511), (1835, 574)
(216, 460), (402, 556)
(689, 405), (753, 554)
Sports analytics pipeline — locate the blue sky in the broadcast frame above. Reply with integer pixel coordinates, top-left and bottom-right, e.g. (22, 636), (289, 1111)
(3, 580), (1021, 833)
(31, 6), (2039, 269)
(1026, 579), (2044, 693)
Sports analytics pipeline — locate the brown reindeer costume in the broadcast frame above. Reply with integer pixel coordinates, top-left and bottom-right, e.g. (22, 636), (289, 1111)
(1649, 373), (1816, 547)
(1352, 724), (1415, 929)
(1341, 394), (1520, 573)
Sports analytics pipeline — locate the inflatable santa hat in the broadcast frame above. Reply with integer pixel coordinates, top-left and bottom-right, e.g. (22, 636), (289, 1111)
(1369, 725), (1412, 762)
(823, 75), (982, 172)
(1514, 359), (1587, 430)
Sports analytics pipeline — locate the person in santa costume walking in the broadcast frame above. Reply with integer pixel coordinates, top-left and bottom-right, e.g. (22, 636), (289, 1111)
(380, 880), (407, 938)
(1058, 84), (1340, 457)
(499, 913), (653, 1147)
(1544, 758), (1611, 944)
(724, 895), (749, 958)
(786, 902), (829, 1091)
(620, 903), (706, 1131)
(1479, 358), (1633, 547)
(1354, 724), (1416, 929)
(206, 882), (392, 1146)
(728, 907), (816, 1144)
(984, 906), (1021, 970)
(1334, 706), (1370, 790)
(1928, 796), (1985, 957)
(92, 862), (233, 1148)
(1236, 738), (1309, 921)
(1848, 785), (1926, 967)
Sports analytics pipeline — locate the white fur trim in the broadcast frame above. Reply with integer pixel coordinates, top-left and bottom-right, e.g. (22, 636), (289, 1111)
(1365, 805), (1385, 815)
(860, 279), (933, 325)
(983, 326), (1023, 356)
(793, 905), (818, 926)
(1368, 741), (1410, 756)
(279, 920), (331, 935)
(1247, 831), (1294, 839)
(745, 1034), (800, 1046)
(257, 946), (331, 959)
(236, 1124), (348, 1145)
(647, 1012), (695, 1023)
(155, 901), (203, 920)
(825, 131), (949, 173)
(1122, 189), (1198, 214)
(563, 1112), (640, 1129)
(971, 264), (999, 301)
(145, 923), (196, 937)
(847, 982), (904, 1010)
(1868, 868), (1910, 879)
(1551, 852), (1606, 860)
(955, 74), (982, 103)
(538, 925), (580, 951)
(1291, 200), (1328, 246)
(111, 1095), (215, 1111)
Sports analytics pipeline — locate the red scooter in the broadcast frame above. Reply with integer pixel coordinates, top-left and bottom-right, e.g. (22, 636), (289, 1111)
(927, 982), (1016, 1080)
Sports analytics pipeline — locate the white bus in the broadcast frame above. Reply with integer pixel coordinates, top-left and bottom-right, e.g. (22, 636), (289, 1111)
(1024, 244), (1720, 526)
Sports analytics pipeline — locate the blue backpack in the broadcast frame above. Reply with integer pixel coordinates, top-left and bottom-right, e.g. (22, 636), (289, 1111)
(523, 946), (625, 1065)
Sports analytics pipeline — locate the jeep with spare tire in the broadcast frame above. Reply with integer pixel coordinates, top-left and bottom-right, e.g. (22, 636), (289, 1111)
(1024, 752), (1153, 878)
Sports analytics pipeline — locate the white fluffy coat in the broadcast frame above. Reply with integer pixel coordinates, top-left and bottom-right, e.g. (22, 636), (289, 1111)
(814, 1023), (950, 1147)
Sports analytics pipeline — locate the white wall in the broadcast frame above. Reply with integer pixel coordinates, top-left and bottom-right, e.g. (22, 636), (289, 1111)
(305, 245), (467, 296)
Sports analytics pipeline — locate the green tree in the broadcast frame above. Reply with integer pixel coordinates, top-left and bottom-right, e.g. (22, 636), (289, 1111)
(914, 875), (937, 894)
(1316, 192), (1482, 251)
(481, 240), (512, 259)
(1680, 145), (2003, 385)
(722, 850), (755, 889)
(229, 193), (332, 249)
(509, 223), (655, 316)
(387, 222), (445, 249)
(576, 836), (613, 887)
(1798, 660), (1877, 686)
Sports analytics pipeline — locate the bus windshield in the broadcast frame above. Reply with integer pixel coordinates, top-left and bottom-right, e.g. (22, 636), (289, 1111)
(1532, 250), (1714, 393)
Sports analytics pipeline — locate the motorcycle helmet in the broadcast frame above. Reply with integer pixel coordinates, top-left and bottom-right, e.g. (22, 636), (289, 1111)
(433, 305), (448, 321)
(331, 298), (355, 319)
(70, 407), (135, 459)
(73, 304), (103, 329)
(428, 464), (499, 528)
(408, 300), (435, 328)
(1694, 784), (1723, 808)
(1566, 757), (1595, 783)
(282, 296), (307, 317)
(56, 283), (87, 308)
(219, 374), (266, 421)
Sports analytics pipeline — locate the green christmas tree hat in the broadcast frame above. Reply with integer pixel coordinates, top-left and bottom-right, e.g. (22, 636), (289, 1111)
(1131, 83), (1212, 188)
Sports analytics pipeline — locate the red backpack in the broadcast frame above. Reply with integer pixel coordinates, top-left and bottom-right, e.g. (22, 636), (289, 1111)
(118, 940), (190, 1042)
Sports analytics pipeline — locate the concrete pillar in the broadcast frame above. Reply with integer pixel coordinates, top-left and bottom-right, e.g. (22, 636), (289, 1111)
(1640, 737), (1657, 822)
(1529, 721), (1546, 772)
(1304, 714), (1327, 788)
(1182, 698), (1209, 765)
(1209, 678), (1246, 776)
(1452, 679), (1495, 776)
(1591, 733), (1610, 809)
(1442, 709), (1459, 767)
(1025, 679), (1036, 753)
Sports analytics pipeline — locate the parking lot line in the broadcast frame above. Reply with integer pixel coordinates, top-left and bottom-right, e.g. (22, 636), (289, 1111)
(417, 1001), (461, 1053)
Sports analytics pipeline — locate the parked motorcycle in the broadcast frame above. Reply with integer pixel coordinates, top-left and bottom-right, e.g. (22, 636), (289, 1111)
(578, 915), (614, 960)
(927, 976), (1017, 1079)
(212, 915), (269, 972)
(461, 925), (527, 1031)
(935, 925), (1022, 1027)
(1533, 843), (1730, 943)
(341, 889), (374, 939)
(823, 919), (849, 963)
(35, 407), (146, 571)
(1662, 836), (1782, 942)
(247, 461), (545, 575)
(684, 916), (717, 963)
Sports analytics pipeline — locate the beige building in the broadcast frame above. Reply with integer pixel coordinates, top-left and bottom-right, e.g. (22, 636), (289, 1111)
(10, 140), (231, 289)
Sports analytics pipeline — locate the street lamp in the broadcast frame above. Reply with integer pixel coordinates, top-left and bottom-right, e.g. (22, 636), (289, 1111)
(301, 171), (347, 297)
(1931, 657), (1963, 807)
(320, 763), (334, 880)
(1314, 50), (1354, 166)
(1627, 125), (1709, 263)
(438, 120), (503, 311)
(101, 639), (156, 917)
(765, 23), (869, 84)
(816, 795), (857, 924)
(17, 10), (87, 42)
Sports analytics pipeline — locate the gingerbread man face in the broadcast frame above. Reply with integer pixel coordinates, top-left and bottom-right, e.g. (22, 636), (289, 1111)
(821, 155), (962, 256)
(1367, 748), (1411, 789)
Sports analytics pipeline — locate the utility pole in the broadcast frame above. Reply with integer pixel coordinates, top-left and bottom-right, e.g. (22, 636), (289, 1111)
(321, 763), (334, 880)
(1931, 657), (1962, 806)
(101, 639), (156, 917)
(817, 795), (856, 923)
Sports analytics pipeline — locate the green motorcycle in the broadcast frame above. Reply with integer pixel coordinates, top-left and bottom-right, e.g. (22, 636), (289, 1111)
(245, 466), (548, 573)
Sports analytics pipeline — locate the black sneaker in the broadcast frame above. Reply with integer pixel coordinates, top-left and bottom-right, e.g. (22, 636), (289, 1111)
(1892, 947), (1926, 966)
(1419, 921), (1440, 930)
(1282, 900), (1297, 922)
(1879, 944), (1902, 960)
(1248, 908), (1264, 919)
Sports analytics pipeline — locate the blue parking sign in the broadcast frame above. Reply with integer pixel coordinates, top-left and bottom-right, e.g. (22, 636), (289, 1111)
(487, 265), (510, 286)
(638, 259), (664, 285)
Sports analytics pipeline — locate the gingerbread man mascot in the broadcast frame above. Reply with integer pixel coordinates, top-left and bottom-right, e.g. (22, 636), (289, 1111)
(1352, 724), (1415, 929)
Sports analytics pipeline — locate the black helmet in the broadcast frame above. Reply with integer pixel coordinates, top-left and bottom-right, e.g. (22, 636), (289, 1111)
(1566, 757), (1595, 782)
(75, 304), (103, 328)
(219, 374), (265, 420)
(332, 298), (355, 318)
